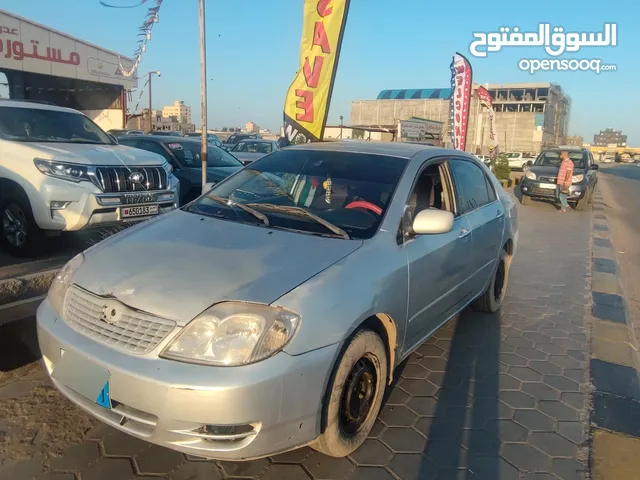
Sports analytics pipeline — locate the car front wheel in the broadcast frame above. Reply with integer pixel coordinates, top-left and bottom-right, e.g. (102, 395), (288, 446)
(312, 329), (388, 458)
(473, 249), (510, 313)
(0, 191), (46, 258)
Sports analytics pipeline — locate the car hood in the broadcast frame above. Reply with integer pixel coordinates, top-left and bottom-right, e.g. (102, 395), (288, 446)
(529, 165), (586, 176)
(184, 166), (240, 183)
(73, 210), (363, 325)
(18, 142), (166, 166)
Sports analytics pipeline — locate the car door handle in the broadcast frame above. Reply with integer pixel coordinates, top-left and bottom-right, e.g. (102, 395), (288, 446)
(458, 227), (471, 239)
(496, 209), (504, 219)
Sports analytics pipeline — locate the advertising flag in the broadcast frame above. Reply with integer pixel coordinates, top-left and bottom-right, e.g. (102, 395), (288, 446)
(476, 86), (499, 160)
(449, 52), (473, 151)
(283, 0), (351, 143)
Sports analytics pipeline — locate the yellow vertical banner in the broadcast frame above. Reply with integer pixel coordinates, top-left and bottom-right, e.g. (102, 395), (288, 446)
(283, 0), (351, 143)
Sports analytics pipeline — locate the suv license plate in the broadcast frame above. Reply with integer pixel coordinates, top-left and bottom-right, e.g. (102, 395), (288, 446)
(539, 183), (556, 189)
(120, 205), (159, 218)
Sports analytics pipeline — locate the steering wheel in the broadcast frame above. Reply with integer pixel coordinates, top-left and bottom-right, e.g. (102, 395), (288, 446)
(345, 201), (382, 216)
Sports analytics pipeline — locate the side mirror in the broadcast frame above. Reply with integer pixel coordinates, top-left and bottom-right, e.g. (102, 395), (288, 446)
(527, 160), (533, 166)
(591, 164), (599, 170)
(412, 209), (454, 235)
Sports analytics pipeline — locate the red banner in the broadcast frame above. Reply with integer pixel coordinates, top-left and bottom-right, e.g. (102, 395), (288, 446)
(449, 52), (473, 151)
(477, 86), (498, 160)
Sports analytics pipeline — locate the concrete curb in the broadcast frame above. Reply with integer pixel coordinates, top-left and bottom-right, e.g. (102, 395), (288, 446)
(0, 268), (59, 306)
(588, 189), (640, 479)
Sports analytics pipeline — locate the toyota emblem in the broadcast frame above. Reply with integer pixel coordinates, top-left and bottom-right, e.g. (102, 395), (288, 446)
(129, 171), (144, 184)
(100, 303), (122, 325)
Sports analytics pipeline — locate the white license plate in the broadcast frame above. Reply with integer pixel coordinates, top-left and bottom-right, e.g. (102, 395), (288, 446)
(539, 183), (556, 189)
(120, 205), (159, 218)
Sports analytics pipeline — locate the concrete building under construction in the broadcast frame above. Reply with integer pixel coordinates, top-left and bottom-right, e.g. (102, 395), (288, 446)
(350, 82), (570, 155)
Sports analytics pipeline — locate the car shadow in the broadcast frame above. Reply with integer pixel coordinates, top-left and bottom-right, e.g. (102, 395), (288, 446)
(0, 316), (41, 372)
(415, 308), (503, 478)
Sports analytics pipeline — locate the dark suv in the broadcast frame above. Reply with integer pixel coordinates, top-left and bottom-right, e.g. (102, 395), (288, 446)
(519, 148), (599, 211)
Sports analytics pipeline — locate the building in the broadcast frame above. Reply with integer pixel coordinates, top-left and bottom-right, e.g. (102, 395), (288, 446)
(127, 108), (195, 135)
(162, 100), (191, 124)
(593, 128), (627, 147)
(566, 135), (584, 147)
(245, 121), (260, 133)
(350, 82), (571, 155)
(0, 9), (136, 131)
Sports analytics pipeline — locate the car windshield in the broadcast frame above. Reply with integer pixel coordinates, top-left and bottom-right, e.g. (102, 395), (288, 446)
(164, 141), (242, 168)
(232, 141), (273, 154)
(534, 151), (586, 169)
(188, 149), (408, 240)
(0, 106), (114, 144)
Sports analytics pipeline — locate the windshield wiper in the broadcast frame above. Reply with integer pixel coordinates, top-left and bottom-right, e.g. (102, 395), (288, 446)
(206, 195), (269, 226)
(246, 203), (350, 239)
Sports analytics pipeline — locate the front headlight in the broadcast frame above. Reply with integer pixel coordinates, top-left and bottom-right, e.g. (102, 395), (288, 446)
(160, 302), (300, 366)
(34, 159), (91, 183)
(47, 253), (84, 315)
(525, 171), (537, 180)
(572, 174), (584, 183)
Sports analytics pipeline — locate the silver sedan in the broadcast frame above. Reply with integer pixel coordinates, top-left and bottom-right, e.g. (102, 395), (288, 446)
(230, 139), (280, 165)
(37, 141), (518, 461)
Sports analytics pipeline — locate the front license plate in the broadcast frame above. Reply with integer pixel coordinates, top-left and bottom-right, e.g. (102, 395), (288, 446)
(539, 183), (556, 189)
(120, 205), (159, 218)
(51, 350), (111, 409)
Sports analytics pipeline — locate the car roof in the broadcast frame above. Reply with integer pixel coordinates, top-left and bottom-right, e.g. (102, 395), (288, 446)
(287, 141), (461, 160)
(235, 138), (272, 143)
(122, 135), (200, 143)
(0, 98), (81, 114)
(542, 147), (587, 153)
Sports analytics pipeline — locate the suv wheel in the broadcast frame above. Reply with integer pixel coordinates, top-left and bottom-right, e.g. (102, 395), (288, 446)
(0, 192), (46, 257)
(573, 192), (589, 211)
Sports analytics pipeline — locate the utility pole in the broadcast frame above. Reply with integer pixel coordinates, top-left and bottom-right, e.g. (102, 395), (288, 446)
(340, 115), (343, 138)
(147, 71), (161, 133)
(199, 0), (208, 193)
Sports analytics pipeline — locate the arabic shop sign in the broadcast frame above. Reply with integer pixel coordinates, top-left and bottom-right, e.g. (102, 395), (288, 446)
(0, 11), (136, 89)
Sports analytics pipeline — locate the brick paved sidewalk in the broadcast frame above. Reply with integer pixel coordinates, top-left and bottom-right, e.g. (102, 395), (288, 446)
(0, 196), (593, 480)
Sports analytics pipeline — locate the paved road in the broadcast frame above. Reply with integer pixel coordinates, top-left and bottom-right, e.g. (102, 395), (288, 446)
(0, 196), (593, 480)
(596, 164), (640, 339)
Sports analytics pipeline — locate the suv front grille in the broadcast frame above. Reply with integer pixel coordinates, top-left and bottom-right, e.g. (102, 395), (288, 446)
(63, 286), (176, 354)
(92, 166), (167, 193)
(539, 176), (558, 183)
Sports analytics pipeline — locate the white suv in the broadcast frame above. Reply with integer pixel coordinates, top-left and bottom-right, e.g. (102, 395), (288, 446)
(0, 100), (180, 257)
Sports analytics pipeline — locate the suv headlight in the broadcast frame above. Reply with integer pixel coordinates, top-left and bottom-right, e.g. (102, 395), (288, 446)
(160, 302), (300, 366)
(572, 174), (584, 183)
(525, 171), (536, 180)
(34, 159), (90, 183)
(48, 253), (84, 315)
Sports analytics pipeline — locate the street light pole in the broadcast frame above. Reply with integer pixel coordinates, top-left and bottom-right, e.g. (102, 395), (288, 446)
(146, 71), (160, 133)
(198, 0), (208, 193)
(340, 115), (343, 139)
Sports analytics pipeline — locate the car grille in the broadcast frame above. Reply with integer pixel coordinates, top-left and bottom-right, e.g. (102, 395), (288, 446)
(63, 286), (176, 354)
(92, 166), (167, 193)
(529, 186), (556, 195)
(539, 176), (558, 183)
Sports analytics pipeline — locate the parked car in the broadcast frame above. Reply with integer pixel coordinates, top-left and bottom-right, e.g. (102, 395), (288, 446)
(475, 154), (491, 167)
(183, 132), (224, 148)
(505, 152), (529, 170)
(0, 100), (179, 257)
(222, 132), (262, 150)
(230, 139), (280, 165)
(108, 129), (145, 137)
(117, 136), (243, 205)
(519, 147), (598, 210)
(150, 131), (182, 137)
(37, 141), (517, 460)
(126, 130), (144, 136)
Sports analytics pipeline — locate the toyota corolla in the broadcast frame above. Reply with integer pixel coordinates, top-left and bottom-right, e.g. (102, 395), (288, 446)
(37, 142), (518, 460)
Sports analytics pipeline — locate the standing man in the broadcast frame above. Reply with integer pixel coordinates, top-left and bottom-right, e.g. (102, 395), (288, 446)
(556, 150), (574, 212)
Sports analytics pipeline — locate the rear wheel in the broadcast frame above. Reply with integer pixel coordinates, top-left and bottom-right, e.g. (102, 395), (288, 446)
(520, 194), (531, 205)
(473, 249), (510, 313)
(0, 190), (47, 257)
(312, 330), (388, 458)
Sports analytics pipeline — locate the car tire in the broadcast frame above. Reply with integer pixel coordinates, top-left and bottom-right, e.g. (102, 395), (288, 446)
(0, 189), (47, 258)
(473, 249), (510, 313)
(574, 192), (589, 211)
(520, 194), (531, 205)
(588, 185), (596, 204)
(312, 329), (388, 458)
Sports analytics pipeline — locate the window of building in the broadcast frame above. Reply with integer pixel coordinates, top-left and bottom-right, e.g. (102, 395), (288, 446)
(532, 104), (544, 112)
(536, 88), (549, 100)
(505, 104), (518, 112)
(525, 89), (536, 101)
(497, 90), (508, 101)
(510, 89), (524, 101)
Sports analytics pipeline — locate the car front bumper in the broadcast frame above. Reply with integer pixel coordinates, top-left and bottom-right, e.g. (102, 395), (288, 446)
(520, 179), (586, 201)
(36, 298), (339, 460)
(32, 175), (180, 232)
